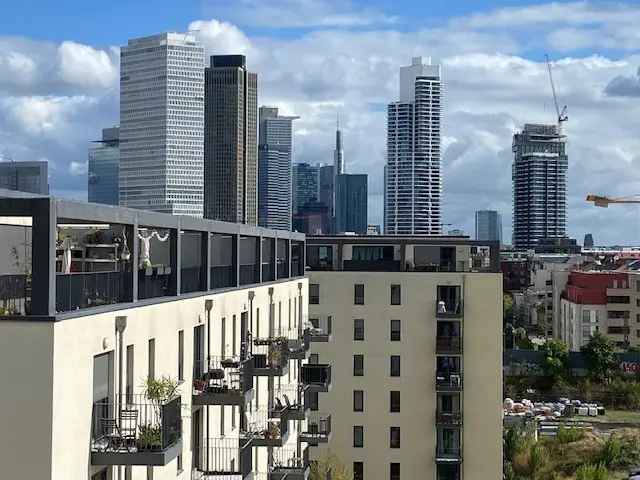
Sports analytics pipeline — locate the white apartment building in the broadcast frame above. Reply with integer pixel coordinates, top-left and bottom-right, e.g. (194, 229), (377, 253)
(0, 192), (330, 480)
(385, 57), (442, 235)
(305, 236), (503, 480)
(119, 33), (204, 217)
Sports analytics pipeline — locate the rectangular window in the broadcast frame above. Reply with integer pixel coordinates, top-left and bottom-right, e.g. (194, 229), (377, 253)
(148, 339), (155, 380)
(353, 390), (364, 412)
(390, 391), (400, 412)
(353, 462), (363, 480)
(310, 284), (320, 304)
(354, 284), (365, 305)
(354, 319), (365, 341)
(178, 330), (184, 381)
(390, 463), (400, 480)
(391, 284), (401, 305)
(390, 320), (401, 341)
(390, 355), (400, 377)
(177, 453), (183, 474)
(390, 427), (401, 448)
(353, 426), (364, 447)
(126, 345), (134, 404)
(354, 355), (364, 376)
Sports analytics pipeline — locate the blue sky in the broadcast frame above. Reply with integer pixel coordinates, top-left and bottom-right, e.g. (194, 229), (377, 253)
(1, 0), (640, 244)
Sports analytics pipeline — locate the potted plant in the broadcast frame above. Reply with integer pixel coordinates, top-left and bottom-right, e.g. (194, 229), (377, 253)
(137, 424), (162, 451)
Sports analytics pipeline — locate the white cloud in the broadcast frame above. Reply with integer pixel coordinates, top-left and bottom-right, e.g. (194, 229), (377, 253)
(189, 19), (252, 57)
(69, 161), (87, 176)
(57, 41), (118, 89)
(203, 0), (397, 28)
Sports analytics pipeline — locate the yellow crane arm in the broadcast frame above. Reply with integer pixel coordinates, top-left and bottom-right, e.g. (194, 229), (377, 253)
(586, 194), (640, 207)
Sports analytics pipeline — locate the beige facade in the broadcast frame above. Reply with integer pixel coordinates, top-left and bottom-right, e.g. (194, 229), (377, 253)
(306, 237), (503, 480)
(0, 278), (308, 480)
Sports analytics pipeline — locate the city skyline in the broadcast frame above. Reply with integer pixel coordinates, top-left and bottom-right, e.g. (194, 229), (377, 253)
(2, 1), (640, 243)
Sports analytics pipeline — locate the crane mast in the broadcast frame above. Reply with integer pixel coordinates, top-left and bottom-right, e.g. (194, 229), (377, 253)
(545, 54), (568, 135)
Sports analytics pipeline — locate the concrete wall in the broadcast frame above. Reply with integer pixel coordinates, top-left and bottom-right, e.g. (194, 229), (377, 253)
(308, 271), (502, 480)
(0, 320), (54, 479)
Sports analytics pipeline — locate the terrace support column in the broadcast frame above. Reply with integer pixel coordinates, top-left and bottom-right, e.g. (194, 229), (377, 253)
(258, 236), (263, 283)
(205, 233), (211, 291)
(234, 234), (240, 287)
(132, 219), (139, 302)
(174, 219), (181, 295)
(31, 198), (56, 316)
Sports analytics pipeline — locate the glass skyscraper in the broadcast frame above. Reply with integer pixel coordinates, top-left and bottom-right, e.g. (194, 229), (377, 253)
(475, 210), (502, 243)
(88, 127), (119, 206)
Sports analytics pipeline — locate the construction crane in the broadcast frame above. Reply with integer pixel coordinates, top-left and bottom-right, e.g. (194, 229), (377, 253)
(545, 54), (568, 135)
(587, 194), (640, 208)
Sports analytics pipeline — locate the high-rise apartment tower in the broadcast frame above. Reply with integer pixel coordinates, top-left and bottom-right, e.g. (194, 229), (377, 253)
(512, 124), (568, 249)
(385, 57), (442, 235)
(258, 107), (298, 230)
(204, 55), (258, 224)
(119, 33), (204, 216)
(475, 210), (502, 243)
(88, 126), (119, 206)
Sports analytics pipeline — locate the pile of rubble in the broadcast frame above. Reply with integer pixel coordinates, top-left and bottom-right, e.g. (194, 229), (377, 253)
(504, 397), (605, 419)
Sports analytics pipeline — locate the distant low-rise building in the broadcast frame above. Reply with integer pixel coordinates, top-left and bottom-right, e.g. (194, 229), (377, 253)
(0, 161), (48, 195)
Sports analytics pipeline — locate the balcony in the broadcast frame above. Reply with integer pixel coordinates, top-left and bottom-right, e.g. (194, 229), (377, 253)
(436, 411), (462, 426)
(56, 271), (131, 312)
(436, 286), (463, 319)
(193, 437), (252, 478)
(253, 341), (290, 377)
(288, 335), (310, 360)
(436, 336), (462, 355)
(193, 356), (254, 406)
(90, 394), (182, 466)
(306, 319), (332, 343)
(270, 446), (310, 480)
(300, 412), (331, 445)
(436, 446), (462, 463)
(0, 273), (30, 315)
(271, 385), (308, 421)
(245, 410), (289, 447)
(436, 373), (463, 392)
(302, 364), (331, 393)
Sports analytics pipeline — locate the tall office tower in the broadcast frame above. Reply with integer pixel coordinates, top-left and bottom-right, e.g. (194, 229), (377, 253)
(584, 233), (594, 248)
(204, 55), (258, 224)
(0, 193), (316, 480)
(512, 124), (568, 250)
(292, 163), (319, 214)
(333, 117), (344, 215)
(258, 106), (298, 230)
(335, 173), (367, 234)
(119, 33), (204, 216)
(306, 236), (503, 480)
(385, 57), (442, 235)
(88, 126), (119, 206)
(318, 164), (335, 217)
(475, 209), (503, 243)
(0, 160), (48, 195)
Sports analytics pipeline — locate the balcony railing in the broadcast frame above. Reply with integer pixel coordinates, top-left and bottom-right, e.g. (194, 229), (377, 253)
(239, 264), (259, 286)
(138, 267), (171, 300)
(436, 411), (462, 426)
(57, 271), (130, 312)
(253, 341), (289, 376)
(180, 266), (204, 294)
(436, 336), (462, 355)
(90, 394), (181, 466)
(302, 364), (331, 392)
(270, 446), (309, 480)
(244, 409), (289, 447)
(300, 412), (331, 444)
(193, 356), (254, 405)
(435, 301), (463, 319)
(211, 265), (235, 289)
(272, 385), (307, 420)
(436, 373), (463, 392)
(193, 437), (252, 476)
(305, 320), (331, 343)
(0, 273), (30, 315)
(277, 260), (289, 279)
(435, 446), (462, 462)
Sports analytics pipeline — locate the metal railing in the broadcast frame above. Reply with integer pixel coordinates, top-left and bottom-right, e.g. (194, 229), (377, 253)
(303, 412), (331, 438)
(272, 446), (308, 471)
(239, 264), (259, 286)
(57, 271), (128, 312)
(302, 364), (331, 388)
(245, 409), (287, 440)
(193, 437), (251, 474)
(211, 265), (235, 289)
(276, 260), (289, 280)
(253, 341), (289, 371)
(0, 273), (29, 315)
(436, 336), (462, 354)
(90, 394), (181, 454)
(436, 411), (462, 426)
(435, 373), (463, 390)
(181, 266), (204, 294)
(435, 446), (462, 460)
(435, 301), (463, 318)
(138, 267), (171, 300)
(193, 356), (253, 395)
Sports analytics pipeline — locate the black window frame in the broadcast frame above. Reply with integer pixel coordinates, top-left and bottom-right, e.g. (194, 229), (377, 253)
(390, 355), (400, 377)
(390, 462), (400, 480)
(353, 390), (364, 412)
(353, 462), (364, 480)
(354, 284), (365, 305)
(353, 425), (364, 447)
(390, 319), (401, 341)
(390, 427), (401, 448)
(310, 283), (320, 304)
(391, 284), (401, 305)
(354, 318), (365, 341)
(353, 354), (364, 376)
(390, 390), (400, 412)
